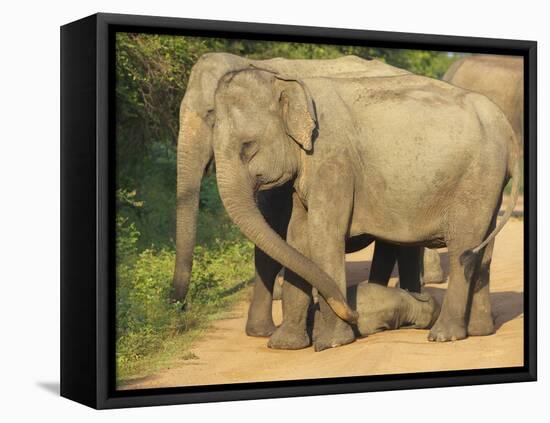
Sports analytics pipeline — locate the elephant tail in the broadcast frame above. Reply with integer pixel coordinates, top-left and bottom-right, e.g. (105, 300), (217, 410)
(461, 134), (521, 264)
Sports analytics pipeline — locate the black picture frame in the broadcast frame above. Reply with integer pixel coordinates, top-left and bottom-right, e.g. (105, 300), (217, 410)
(60, 12), (537, 409)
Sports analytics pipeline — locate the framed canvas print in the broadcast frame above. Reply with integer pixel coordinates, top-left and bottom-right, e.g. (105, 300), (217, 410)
(60, 13), (537, 409)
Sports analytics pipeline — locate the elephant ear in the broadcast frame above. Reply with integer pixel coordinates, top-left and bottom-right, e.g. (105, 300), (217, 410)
(274, 76), (317, 152)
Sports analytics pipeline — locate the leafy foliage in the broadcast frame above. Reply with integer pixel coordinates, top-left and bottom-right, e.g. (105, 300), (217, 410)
(115, 188), (253, 380)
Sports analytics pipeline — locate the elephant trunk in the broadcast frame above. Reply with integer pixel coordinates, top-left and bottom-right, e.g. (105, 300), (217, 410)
(215, 157), (358, 324)
(172, 106), (213, 301)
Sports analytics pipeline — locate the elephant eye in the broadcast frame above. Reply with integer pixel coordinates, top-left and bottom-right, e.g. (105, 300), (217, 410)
(240, 140), (258, 162)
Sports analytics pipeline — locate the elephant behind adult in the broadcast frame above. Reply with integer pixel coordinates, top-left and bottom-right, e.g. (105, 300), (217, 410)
(443, 54), (524, 146)
(172, 53), (418, 335)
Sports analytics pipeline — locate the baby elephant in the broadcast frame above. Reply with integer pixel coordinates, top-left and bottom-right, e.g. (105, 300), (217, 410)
(355, 283), (439, 336)
(313, 283), (440, 341)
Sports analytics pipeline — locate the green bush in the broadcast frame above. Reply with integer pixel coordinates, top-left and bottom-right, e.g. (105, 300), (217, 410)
(115, 187), (253, 380)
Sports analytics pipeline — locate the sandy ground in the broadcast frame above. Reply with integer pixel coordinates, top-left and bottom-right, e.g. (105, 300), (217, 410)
(122, 218), (524, 390)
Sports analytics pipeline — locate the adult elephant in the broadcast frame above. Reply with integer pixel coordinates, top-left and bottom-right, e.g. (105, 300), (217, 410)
(211, 68), (520, 351)
(443, 54), (524, 146)
(172, 53), (426, 337)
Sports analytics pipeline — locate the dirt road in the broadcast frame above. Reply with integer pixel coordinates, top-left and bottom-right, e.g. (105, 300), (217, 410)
(122, 219), (524, 390)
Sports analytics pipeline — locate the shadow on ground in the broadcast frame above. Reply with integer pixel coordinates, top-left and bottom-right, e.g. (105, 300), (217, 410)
(36, 381), (60, 396)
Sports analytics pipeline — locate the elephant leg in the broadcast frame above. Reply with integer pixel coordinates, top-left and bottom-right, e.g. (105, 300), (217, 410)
(466, 211), (499, 337)
(428, 209), (489, 342)
(397, 246), (422, 293)
(421, 248), (445, 284)
(368, 241), (398, 286)
(467, 238), (496, 337)
(428, 248), (473, 342)
(308, 164), (355, 352)
(268, 192), (312, 349)
(246, 184), (293, 337)
(245, 248), (280, 337)
(311, 229), (355, 352)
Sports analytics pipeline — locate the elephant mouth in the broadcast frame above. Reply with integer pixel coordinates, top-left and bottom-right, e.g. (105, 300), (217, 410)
(257, 172), (293, 191)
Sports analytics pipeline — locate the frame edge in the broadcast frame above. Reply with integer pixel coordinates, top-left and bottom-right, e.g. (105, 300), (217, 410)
(60, 13), (100, 409)
(72, 12), (538, 409)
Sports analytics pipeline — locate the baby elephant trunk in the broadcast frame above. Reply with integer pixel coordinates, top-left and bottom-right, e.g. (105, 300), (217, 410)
(355, 283), (440, 337)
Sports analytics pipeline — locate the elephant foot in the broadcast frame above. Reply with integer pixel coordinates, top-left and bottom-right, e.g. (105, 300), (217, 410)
(428, 317), (467, 342)
(267, 322), (310, 350)
(246, 318), (276, 338)
(313, 318), (355, 352)
(467, 314), (495, 336)
(468, 290), (495, 336)
(422, 249), (445, 284)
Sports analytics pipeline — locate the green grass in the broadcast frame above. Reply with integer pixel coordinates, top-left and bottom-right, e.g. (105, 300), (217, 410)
(116, 283), (251, 386)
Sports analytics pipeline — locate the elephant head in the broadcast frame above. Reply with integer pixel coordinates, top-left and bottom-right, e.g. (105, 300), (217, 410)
(211, 68), (357, 323)
(172, 54), (314, 301)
